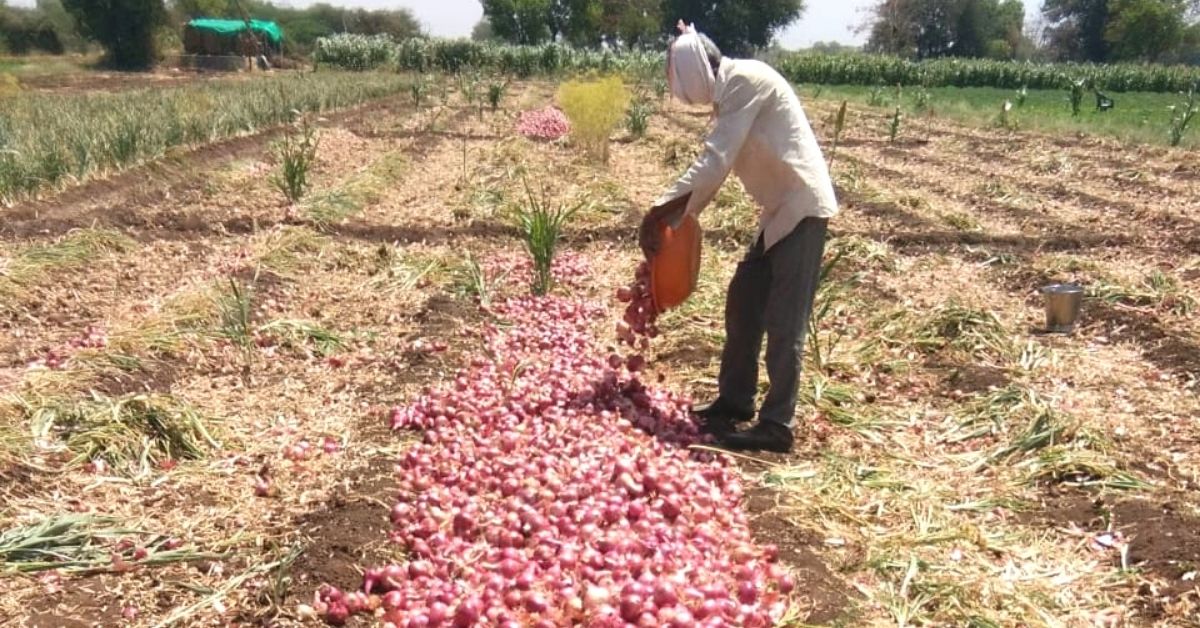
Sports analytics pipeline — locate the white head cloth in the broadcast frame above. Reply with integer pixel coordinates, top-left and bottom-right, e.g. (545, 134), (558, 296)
(668, 23), (716, 106)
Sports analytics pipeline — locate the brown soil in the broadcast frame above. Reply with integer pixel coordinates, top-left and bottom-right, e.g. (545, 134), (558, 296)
(287, 457), (398, 599)
(20, 69), (233, 94)
(1021, 491), (1200, 615)
(744, 488), (853, 624)
(25, 591), (125, 628)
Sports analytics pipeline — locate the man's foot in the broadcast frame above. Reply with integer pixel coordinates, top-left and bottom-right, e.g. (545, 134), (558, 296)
(718, 421), (794, 453)
(692, 398), (753, 435)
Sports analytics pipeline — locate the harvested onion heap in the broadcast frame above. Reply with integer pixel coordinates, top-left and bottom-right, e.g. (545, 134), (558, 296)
(615, 261), (657, 353)
(516, 106), (571, 141)
(483, 251), (591, 291)
(311, 290), (795, 626)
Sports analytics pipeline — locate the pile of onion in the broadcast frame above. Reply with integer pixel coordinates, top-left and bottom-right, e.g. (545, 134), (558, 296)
(516, 106), (571, 141)
(313, 283), (795, 626)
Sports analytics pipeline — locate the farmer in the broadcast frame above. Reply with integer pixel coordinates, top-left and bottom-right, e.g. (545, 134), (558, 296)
(639, 22), (839, 453)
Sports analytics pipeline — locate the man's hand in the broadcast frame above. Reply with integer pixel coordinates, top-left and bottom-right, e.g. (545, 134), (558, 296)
(638, 213), (663, 259)
(639, 194), (690, 258)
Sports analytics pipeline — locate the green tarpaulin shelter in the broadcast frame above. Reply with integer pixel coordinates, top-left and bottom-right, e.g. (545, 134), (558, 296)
(186, 18), (283, 45)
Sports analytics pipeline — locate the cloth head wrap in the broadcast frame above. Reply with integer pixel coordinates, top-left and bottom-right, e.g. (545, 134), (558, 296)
(667, 23), (716, 106)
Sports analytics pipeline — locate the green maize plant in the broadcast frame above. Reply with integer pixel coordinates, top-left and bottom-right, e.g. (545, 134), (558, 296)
(487, 80), (509, 112)
(889, 107), (902, 143)
(411, 76), (430, 109)
(998, 100), (1016, 130)
(868, 85), (886, 107)
(914, 87), (931, 112)
(1168, 86), (1198, 147)
(458, 72), (481, 106)
(1068, 79), (1086, 117)
(625, 99), (652, 139)
(311, 36), (1200, 94)
(313, 34), (396, 71)
(828, 100), (849, 170)
(774, 52), (1200, 93)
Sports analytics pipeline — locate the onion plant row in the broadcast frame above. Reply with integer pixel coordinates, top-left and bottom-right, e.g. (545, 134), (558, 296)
(0, 72), (411, 202)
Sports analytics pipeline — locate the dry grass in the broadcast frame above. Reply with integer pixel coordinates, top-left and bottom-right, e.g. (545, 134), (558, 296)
(0, 228), (135, 303)
(20, 393), (221, 476)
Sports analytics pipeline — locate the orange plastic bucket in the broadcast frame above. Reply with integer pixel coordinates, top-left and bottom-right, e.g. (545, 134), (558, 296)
(649, 214), (702, 313)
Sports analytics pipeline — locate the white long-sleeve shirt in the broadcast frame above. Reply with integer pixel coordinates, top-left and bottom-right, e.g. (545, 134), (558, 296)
(655, 58), (839, 250)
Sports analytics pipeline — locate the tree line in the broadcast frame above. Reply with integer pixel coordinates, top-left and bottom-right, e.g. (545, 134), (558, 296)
(474, 0), (1199, 64)
(0, 0), (422, 67)
(473, 0), (803, 56)
(863, 0), (1200, 64)
(3, 0), (1197, 70)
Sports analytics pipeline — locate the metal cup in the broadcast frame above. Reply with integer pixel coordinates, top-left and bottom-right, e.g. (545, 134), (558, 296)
(1042, 283), (1084, 334)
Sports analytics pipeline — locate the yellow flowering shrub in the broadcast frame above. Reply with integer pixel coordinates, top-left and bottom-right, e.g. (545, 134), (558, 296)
(556, 75), (629, 162)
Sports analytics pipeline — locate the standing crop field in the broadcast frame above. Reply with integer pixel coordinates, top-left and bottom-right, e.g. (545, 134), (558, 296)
(0, 72), (412, 201)
(312, 36), (1200, 94)
(0, 58), (1198, 628)
(800, 84), (1200, 148)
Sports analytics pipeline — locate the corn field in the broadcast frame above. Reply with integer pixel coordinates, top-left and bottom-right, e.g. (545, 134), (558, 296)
(776, 53), (1200, 93)
(313, 34), (397, 72)
(314, 35), (664, 79)
(313, 35), (1200, 95)
(0, 72), (410, 202)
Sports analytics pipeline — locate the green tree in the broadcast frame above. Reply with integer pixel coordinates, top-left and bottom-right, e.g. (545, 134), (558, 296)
(471, 17), (498, 41)
(610, 0), (661, 48)
(660, 0), (805, 56)
(1105, 0), (1190, 61)
(481, 0), (554, 44)
(36, 0), (86, 52)
(63, 0), (166, 68)
(171, 0), (230, 18)
(866, 0), (1024, 60)
(1042, 0), (1112, 61)
(344, 8), (422, 40)
(1043, 0), (1198, 61)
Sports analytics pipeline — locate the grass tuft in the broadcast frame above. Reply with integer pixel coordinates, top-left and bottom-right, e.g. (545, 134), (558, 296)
(452, 253), (499, 306)
(915, 303), (1010, 359)
(0, 229), (135, 299)
(22, 393), (220, 476)
(253, 226), (328, 274)
(0, 514), (226, 573)
(258, 319), (344, 356)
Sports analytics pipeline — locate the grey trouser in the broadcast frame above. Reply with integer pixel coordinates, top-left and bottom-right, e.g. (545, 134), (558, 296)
(717, 217), (828, 427)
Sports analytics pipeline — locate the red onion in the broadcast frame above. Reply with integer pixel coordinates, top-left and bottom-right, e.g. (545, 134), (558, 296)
(738, 581), (759, 604)
(525, 591), (549, 613)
